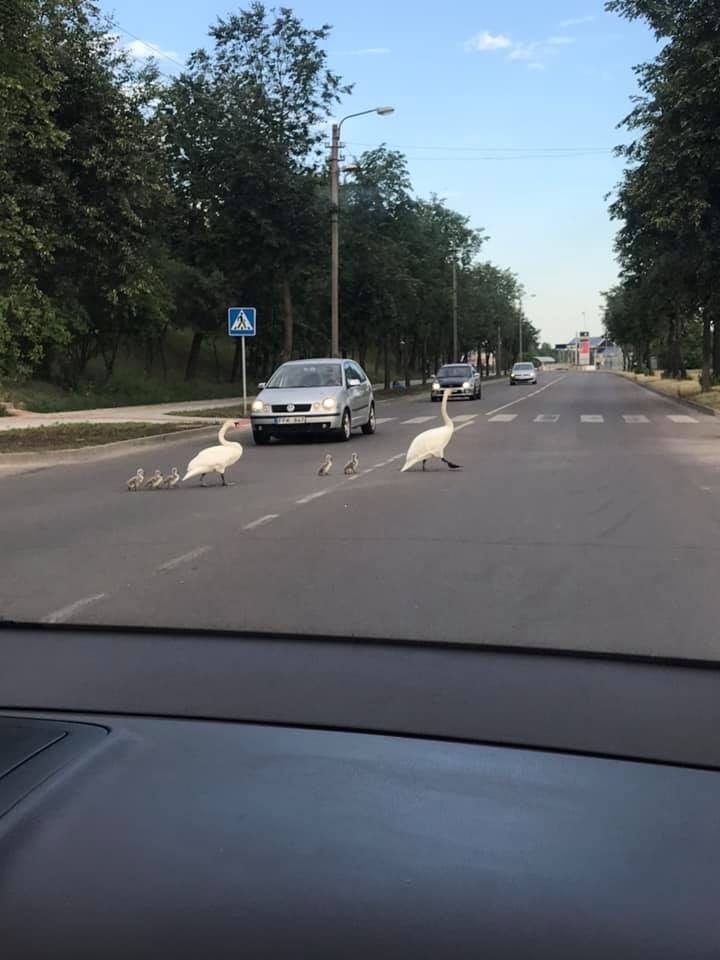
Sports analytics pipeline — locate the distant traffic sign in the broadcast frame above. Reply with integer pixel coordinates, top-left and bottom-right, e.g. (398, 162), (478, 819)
(228, 307), (256, 337)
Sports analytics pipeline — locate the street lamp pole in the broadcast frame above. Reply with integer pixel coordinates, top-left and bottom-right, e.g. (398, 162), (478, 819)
(518, 292), (536, 362)
(330, 106), (394, 357)
(452, 259), (458, 362)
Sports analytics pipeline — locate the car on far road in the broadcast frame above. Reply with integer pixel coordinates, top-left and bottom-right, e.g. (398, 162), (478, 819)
(250, 358), (375, 445)
(431, 363), (482, 402)
(510, 362), (538, 386)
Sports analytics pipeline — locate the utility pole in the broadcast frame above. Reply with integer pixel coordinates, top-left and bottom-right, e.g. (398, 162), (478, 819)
(329, 122), (340, 358)
(452, 259), (458, 362)
(497, 322), (502, 377)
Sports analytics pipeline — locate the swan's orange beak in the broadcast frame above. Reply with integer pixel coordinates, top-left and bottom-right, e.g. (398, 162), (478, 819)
(233, 421), (241, 428)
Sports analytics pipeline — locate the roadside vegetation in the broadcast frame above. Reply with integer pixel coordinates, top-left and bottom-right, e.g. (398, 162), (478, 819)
(0, 422), (199, 454)
(603, 1), (720, 390)
(1, 1), (536, 414)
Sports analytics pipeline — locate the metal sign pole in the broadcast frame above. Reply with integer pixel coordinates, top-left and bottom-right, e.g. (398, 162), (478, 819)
(241, 336), (247, 418)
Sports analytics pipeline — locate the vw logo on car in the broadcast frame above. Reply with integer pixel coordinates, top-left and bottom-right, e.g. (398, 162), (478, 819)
(286, 404), (295, 412)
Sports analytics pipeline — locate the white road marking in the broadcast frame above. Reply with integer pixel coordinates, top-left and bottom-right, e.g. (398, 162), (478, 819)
(374, 417), (395, 425)
(454, 414), (477, 422)
(362, 468), (376, 474)
(667, 414), (698, 423)
(296, 490), (329, 504)
(623, 415), (650, 423)
(158, 546), (212, 572)
(242, 514), (279, 531)
(455, 422), (474, 431)
(488, 413), (518, 422)
(534, 414), (559, 423)
(485, 376), (566, 418)
(389, 453), (405, 461)
(402, 416), (435, 424)
(581, 415), (604, 423)
(41, 593), (107, 624)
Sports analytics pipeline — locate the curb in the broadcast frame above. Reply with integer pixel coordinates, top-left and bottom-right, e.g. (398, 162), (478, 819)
(614, 373), (717, 416)
(0, 424), (227, 470)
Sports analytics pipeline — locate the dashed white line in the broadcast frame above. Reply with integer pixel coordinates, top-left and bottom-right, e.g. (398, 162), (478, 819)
(41, 593), (107, 624)
(454, 414), (477, 422)
(623, 415), (650, 423)
(581, 415), (604, 423)
(667, 414), (698, 423)
(242, 514), (279, 531)
(485, 376), (566, 418)
(534, 414), (559, 423)
(455, 422), (474, 432)
(296, 490), (329, 504)
(389, 453), (405, 461)
(489, 413), (518, 422)
(402, 416), (435, 424)
(375, 417), (396, 425)
(158, 546), (212, 572)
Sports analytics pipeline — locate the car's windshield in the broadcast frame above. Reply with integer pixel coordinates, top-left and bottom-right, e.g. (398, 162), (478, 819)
(3, 1), (719, 665)
(266, 364), (343, 388)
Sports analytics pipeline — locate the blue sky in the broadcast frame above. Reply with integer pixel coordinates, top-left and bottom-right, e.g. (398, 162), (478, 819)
(102, 0), (659, 345)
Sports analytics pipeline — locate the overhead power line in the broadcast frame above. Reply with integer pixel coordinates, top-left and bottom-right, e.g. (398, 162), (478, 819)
(114, 23), (187, 71)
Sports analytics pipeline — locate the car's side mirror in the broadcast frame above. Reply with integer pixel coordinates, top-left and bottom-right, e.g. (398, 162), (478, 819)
(347, 378), (361, 387)
(257, 382), (266, 390)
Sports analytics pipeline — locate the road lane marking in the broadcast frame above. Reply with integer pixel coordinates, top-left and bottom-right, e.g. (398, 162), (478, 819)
(389, 453), (405, 461)
(623, 415), (649, 423)
(455, 422), (474, 431)
(375, 417), (395, 425)
(534, 414), (559, 423)
(158, 546), (212, 572)
(667, 414), (698, 423)
(485, 376), (566, 418)
(402, 416), (435, 424)
(489, 413), (518, 422)
(242, 514), (279, 531)
(454, 414), (477, 422)
(581, 415), (604, 423)
(296, 490), (329, 504)
(41, 594), (107, 624)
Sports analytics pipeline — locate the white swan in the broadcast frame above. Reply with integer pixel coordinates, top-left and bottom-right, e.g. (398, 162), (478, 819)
(182, 420), (242, 486)
(400, 388), (461, 472)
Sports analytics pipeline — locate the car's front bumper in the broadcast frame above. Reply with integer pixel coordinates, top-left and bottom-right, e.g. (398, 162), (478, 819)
(431, 386), (474, 398)
(251, 412), (342, 436)
(511, 376), (536, 384)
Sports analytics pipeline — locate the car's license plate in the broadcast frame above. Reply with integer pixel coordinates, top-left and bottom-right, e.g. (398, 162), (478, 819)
(276, 416), (307, 424)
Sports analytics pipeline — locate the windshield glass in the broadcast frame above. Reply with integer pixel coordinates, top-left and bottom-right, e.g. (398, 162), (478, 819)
(2, 1), (718, 664)
(266, 364), (343, 388)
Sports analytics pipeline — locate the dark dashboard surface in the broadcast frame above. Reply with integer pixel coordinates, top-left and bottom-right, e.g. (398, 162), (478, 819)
(2, 624), (720, 958)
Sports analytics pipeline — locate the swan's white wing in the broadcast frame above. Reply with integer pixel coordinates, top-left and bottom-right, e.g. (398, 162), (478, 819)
(183, 443), (243, 479)
(401, 425), (452, 471)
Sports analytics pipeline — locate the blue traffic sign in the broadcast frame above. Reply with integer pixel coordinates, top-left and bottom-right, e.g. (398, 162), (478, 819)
(228, 307), (256, 337)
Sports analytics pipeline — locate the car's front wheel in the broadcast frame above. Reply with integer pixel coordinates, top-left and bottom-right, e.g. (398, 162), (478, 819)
(335, 408), (352, 441)
(361, 403), (376, 435)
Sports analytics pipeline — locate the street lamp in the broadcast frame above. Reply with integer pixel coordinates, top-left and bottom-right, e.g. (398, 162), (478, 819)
(518, 293), (536, 362)
(329, 106), (394, 357)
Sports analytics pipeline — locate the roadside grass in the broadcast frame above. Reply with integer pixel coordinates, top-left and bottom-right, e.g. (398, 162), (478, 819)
(171, 406), (248, 419)
(0, 422), (198, 454)
(613, 369), (720, 410)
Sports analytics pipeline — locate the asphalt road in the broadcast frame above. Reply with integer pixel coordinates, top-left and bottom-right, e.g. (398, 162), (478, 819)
(3, 373), (720, 658)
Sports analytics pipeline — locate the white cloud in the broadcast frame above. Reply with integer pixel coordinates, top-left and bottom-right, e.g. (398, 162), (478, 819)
(125, 39), (181, 63)
(345, 47), (391, 55)
(559, 15), (595, 28)
(464, 31), (512, 52)
(547, 35), (575, 45)
(528, 62), (546, 71)
(507, 42), (537, 61)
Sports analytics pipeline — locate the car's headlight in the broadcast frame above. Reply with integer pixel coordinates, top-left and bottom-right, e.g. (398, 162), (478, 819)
(251, 399), (264, 413)
(321, 396), (337, 411)
(432, 382), (440, 390)
(462, 381), (470, 389)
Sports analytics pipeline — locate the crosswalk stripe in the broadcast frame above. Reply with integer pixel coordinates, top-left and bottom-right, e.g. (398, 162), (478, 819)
(667, 414), (698, 423)
(489, 413), (518, 422)
(581, 415), (604, 423)
(402, 416), (435, 424)
(534, 414), (559, 423)
(454, 414), (477, 422)
(374, 417), (395, 425)
(622, 415), (649, 423)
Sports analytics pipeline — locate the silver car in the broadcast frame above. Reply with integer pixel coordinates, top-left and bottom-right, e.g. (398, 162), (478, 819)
(510, 362), (538, 385)
(250, 358), (376, 445)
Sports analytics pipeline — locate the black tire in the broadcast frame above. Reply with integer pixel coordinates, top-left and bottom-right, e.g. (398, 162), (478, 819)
(252, 429), (271, 446)
(476, 386), (482, 400)
(335, 408), (352, 441)
(361, 402), (376, 435)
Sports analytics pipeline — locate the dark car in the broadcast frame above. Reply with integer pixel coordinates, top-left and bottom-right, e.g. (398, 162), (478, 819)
(431, 363), (481, 401)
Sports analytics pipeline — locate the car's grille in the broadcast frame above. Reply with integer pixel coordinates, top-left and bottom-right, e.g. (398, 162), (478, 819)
(271, 403), (312, 413)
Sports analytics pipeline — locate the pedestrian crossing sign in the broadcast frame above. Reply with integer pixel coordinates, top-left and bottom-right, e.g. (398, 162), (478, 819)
(228, 307), (256, 336)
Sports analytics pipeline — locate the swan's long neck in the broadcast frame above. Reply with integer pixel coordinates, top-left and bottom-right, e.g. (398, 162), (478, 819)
(218, 423), (233, 446)
(440, 391), (452, 428)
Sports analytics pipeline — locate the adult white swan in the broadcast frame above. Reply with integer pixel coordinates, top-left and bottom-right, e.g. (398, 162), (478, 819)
(182, 420), (243, 486)
(400, 389), (461, 472)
